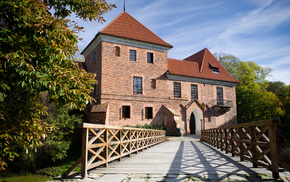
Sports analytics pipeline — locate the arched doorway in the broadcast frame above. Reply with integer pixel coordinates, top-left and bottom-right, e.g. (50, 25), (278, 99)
(190, 113), (196, 134)
(189, 108), (202, 134)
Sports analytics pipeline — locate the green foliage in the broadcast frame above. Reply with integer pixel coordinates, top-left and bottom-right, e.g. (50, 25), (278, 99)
(267, 83), (290, 139)
(10, 106), (82, 172)
(124, 124), (165, 130)
(237, 85), (284, 122)
(215, 53), (271, 87)
(36, 162), (81, 177)
(41, 106), (82, 162)
(215, 53), (284, 123)
(35, 147), (81, 177)
(267, 81), (289, 101)
(0, 0), (115, 172)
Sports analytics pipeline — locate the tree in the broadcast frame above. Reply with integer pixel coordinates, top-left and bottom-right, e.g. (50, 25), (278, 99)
(215, 53), (284, 123)
(0, 0), (115, 172)
(267, 82), (290, 139)
(267, 81), (288, 100)
(215, 53), (271, 88)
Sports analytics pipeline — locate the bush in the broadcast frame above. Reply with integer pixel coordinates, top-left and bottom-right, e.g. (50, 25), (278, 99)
(123, 124), (165, 130)
(10, 105), (82, 173)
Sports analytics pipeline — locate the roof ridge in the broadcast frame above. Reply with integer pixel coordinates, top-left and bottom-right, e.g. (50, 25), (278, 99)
(168, 49), (239, 83)
(99, 11), (172, 48)
(199, 48), (207, 73)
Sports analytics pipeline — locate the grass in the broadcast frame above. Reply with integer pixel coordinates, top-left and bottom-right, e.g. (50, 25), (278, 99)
(35, 147), (81, 177)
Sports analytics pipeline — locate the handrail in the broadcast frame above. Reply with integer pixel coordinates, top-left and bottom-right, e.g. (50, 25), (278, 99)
(63, 123), (166, 178)
(201, 118), (289, 179)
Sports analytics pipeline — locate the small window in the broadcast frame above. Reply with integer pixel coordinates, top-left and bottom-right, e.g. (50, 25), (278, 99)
(145, 107), (153, 119)
(191, 84), (198, 100)
(115, 46), (120, 57)
(133, 76), (142, 95)
(147, 52), (153, 63)
(151, 79), (156, 89)
(94, 52), (97, 63)
(174, 82), (181, 98)
(94, 84), (97, 95)
(122, 106), (130, 119)
(130, 50), (136, 61)
(217, 87), (224, 105)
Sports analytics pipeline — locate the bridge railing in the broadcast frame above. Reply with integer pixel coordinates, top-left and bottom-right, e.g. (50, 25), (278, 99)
(63, 123), (165, 178)
(201, 119), (289, 179)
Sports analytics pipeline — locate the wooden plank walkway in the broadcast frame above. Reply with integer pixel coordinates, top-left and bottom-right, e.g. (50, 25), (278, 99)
(91, 139), (266, 175)
(57, 135), (290, 181)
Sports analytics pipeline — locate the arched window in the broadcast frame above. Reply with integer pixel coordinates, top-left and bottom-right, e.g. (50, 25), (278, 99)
(115, 46), (120, 57)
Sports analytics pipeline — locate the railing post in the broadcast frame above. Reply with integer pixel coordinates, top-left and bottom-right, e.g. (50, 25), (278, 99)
(218, 129), (221, 149)
(268, 123), (279, 179)
(118, 129), (122, 162)
(225, 129), (228, 154)
(81, 128), (88, 178)
(216, 129), (218, 148)
(230, 128), (235, 157)
(250, 126), (258, 168)
(136, 130), (139, 153)
(129, 129), (132, 157)
(210, 129), (213, 145)
(220, 129), (224, 151)
(239, 127), (244, 161)
(104, 129), (108, 167)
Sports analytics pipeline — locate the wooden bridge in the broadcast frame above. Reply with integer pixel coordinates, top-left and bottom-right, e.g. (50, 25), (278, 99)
(62, 119), (290, 181)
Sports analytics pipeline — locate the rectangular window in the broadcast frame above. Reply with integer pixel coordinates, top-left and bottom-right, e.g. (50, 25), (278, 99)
(145, 107), (153, 119)
(147, 52), (153, 63)
(191, 84), (198, 100)
(94, 52), (97, 63)
(133, 76), (142, 95)
(122, 106), (130, 119)
(151, 79), (156, 89)
(115, 46), (120, 57)
(94, 84), (97, 95)
(130, 49), (136, 61)
(217, 87), (224, 105)
(174, 82), (181, 98)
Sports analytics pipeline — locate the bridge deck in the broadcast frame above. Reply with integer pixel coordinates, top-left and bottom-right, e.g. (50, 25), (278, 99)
(68, 135), (290, 181)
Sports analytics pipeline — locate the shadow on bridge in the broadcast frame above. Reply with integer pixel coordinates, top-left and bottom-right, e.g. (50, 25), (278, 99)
(167, 141), (258, 181)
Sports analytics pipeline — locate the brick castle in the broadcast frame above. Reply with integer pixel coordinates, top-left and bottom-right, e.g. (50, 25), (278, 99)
(79, 11), (239, 135)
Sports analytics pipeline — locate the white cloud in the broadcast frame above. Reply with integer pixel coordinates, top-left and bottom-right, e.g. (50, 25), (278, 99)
(219, 0), (290, 40)
(74, 0), (290, 85)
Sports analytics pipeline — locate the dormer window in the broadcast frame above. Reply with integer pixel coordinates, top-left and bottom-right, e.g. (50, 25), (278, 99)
(209, 63), (219, 73)
(211, 67), (219, 73)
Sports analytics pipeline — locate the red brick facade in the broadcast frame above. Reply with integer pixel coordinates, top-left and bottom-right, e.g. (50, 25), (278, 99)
(81, 12), (238, 135)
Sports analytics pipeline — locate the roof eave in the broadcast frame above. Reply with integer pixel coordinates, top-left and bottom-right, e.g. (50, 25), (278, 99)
(82, 33), (172, 57)
(99, 32), (173, 48)
(166, 73), (239, 87)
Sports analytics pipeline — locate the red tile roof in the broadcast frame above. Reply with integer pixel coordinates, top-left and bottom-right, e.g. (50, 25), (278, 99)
(168, 48), (239, 83)
(100, 11), (172, 48)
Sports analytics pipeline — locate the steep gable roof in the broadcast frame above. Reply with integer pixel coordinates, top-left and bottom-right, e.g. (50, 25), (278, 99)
(168, 48), (239, 83)
(99, 11), (172, 48)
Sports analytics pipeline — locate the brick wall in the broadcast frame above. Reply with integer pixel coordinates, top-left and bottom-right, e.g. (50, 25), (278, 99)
(84, 38), (237, 134)
(84, 43), (102, 97)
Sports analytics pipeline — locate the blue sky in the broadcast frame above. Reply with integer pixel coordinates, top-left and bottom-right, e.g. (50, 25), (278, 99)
(73, 0), (290, 85)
